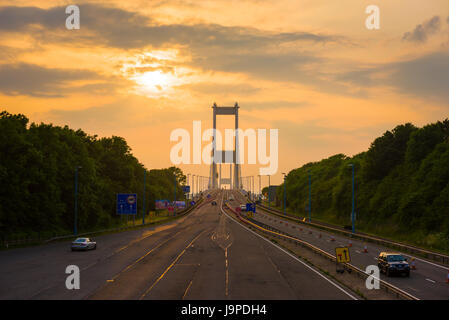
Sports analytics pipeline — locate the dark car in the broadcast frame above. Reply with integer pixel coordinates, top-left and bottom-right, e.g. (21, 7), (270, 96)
(71, 237), (96, 251)
(378, 252), (410, 277)
(211, 201), (217, 206)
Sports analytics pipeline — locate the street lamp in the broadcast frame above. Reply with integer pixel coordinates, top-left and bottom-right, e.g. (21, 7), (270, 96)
(174, 172), (177, 214)
(348, 164), (355, 233)
(143, 169), (146, 225)
(282, 172), (286, 215)
(192, 175), (195, 200)
(252, 176), (255, 202)
(187, 173), (190, 198)
(267, 175), (271, 207)
(74, 166), (82, 236)
(308, 170), (311, 223)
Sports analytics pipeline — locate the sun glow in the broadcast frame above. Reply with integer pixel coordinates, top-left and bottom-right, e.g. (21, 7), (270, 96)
(133, 70), (174, 93)
(121, 50), (191, 98)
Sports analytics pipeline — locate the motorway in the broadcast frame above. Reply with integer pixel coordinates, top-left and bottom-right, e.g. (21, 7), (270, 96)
(0, 190), (357, 300)
(230, 191), (449, 300)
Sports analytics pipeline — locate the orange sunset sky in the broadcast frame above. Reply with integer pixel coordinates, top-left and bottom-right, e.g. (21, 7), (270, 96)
(1, 1), (448, 187)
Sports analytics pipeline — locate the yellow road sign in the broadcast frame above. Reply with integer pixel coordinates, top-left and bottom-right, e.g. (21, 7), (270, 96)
(247, 211), (254, 218)
(335, 247), (351, 263)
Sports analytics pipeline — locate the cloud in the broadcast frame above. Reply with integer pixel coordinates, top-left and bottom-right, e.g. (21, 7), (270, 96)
(240, 101), (310, 111)
(387, 52), (449, 101)
(0, 6), (62, 31)
(0, 63), (102, 97)
(402, 16), (441, 43)
(335, 52), (449, 103)
(42, 98), (207, 130)
(0, 4), (352, 97)
(184, 82), (261, 96)
(0, 4), (339, 50)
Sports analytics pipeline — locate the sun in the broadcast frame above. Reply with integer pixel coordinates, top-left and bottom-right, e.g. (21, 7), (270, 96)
(122, 50), (195, 98)
(133, 70), (174, 93)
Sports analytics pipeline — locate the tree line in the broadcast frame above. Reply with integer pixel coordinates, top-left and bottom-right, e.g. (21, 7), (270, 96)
(276, 119), (449, 251)
(0, 111), (186, 239)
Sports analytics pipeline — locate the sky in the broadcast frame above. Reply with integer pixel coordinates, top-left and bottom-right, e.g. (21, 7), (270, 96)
(1, 0), (448, 189)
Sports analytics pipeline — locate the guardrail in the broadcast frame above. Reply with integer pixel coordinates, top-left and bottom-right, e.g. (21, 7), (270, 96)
(223, 202), (418, 300)
(255, 203), (449, 267)
(2, 197), (204, 248)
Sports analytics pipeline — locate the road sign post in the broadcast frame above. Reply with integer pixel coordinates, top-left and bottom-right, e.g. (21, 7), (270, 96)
(117, 194), (138, 215)
(182, 185), (190, 194)
(335, 247), (351, 273)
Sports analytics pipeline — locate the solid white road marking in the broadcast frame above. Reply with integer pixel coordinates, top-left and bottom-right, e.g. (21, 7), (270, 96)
(221, 205), (358, 300)
(425, 278), (436, 284)
(260, 209), (449, 271)
(401, 254), (448, 270)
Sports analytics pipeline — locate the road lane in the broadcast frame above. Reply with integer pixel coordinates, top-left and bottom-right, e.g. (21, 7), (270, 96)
(232, 191), (449, 300)
(0, 205), (207, 299)
(1, 190), (358, 300)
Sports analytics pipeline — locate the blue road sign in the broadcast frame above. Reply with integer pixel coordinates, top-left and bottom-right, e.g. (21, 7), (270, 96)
(246, 203), (256, 213)
(117, 193), (137, 215)
(182, 185), (190, 193)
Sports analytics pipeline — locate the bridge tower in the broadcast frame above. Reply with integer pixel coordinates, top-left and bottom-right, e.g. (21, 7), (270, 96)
(210, 102), (241, 189)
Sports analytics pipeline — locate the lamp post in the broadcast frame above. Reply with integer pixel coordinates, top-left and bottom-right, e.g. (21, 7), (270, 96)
(258, 174), (261, 201)
(268, 175), (271, 207)
(308, 170), (311, 223)
(192, 175), (195, 200)
(282, 172), (286, 215)
(143, 169), (146, 225)
(174, 172), (177, 214)
(74, 166), (82, 236)
(187, 173), (190, 200)
(251, 176), (255, 201)
(349, 164), (355, 233)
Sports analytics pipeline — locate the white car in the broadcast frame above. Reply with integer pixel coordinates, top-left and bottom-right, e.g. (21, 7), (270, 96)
(240, 204), (246, 211)
(71, 237), (97, 251)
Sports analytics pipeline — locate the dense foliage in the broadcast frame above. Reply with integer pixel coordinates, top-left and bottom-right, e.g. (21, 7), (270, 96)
(277, 120), (449, 250)
(0, 111), (186, 238)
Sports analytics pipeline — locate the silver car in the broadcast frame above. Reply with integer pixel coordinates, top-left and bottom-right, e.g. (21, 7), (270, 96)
(71, 237), (96, 251)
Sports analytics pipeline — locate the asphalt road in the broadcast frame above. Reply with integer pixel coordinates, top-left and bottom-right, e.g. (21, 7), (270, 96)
(0, 190), (356, 300)
(230, 191), (449, 300)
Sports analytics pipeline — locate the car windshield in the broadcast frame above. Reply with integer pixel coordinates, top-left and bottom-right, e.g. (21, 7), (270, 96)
(75, 238), (87, 242)
(387, 255), (405, 262)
